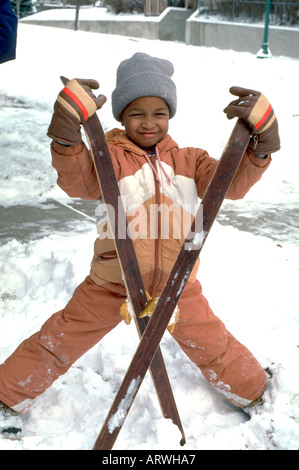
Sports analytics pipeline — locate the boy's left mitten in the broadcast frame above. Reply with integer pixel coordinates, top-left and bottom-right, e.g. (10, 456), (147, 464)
(47, 78), (107, 145)
(223, 86), (280, 155)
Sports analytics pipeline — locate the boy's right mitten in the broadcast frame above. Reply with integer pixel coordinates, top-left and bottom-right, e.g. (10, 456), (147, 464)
(47, 78), (107, 145)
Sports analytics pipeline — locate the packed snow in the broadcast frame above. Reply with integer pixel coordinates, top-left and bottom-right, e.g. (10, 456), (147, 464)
(0, 14), (298, 451)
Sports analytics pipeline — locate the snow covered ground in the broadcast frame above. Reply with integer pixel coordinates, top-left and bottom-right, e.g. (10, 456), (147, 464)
(0, 17), (298, 450)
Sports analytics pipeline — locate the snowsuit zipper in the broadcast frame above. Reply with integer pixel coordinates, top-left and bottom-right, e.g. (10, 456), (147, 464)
(147, 151), (161, 296)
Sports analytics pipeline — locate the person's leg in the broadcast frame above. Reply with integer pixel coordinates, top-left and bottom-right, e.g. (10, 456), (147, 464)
(172, 281), (267, 407)
(0, 276), (124, 411)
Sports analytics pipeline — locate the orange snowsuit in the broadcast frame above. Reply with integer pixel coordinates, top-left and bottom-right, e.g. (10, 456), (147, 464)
(0, 130), (270, 411)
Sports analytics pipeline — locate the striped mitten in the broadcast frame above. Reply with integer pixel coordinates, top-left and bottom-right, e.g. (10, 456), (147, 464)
(223, 86), (280, 154)
(48, 78), (106, 145)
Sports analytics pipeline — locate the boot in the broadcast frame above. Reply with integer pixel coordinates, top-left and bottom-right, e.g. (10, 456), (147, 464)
(243, 367), (273, 417)
(0, 401), (22, 440)
(243, 395), (264, 417)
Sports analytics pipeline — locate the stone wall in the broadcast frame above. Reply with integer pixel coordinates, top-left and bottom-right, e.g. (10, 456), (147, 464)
(21, 7), (299, 59)
(186, 11), (299, 59)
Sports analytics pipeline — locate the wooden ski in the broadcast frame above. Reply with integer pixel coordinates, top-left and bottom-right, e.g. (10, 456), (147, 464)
(81, 113), (185, 445)
(92, 118), (252, 450)
(60, 77), (185, 445)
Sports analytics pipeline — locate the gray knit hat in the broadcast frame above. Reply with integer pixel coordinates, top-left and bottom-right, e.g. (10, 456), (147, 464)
(112, 52), (177, 121)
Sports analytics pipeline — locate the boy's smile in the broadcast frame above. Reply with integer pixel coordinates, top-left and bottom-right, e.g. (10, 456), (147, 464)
(121, 96), (170, 152)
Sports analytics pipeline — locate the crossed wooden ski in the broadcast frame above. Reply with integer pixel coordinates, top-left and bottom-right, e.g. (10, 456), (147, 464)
(81, 113), (186, 446)
(88, 116), (251, 450)
(60, 77), (185, 445)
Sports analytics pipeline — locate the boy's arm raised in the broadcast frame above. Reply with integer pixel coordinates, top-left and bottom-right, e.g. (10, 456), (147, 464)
(48, 77), (106, 200)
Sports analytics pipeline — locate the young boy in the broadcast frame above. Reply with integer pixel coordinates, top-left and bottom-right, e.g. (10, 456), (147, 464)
(0, 53), (280, 439)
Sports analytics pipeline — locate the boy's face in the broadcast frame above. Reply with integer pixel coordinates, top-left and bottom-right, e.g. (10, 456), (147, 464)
(121, 96), (169, 152)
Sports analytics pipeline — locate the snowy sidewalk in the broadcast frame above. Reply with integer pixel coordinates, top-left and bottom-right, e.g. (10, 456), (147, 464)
(0, 199), (96, 244)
